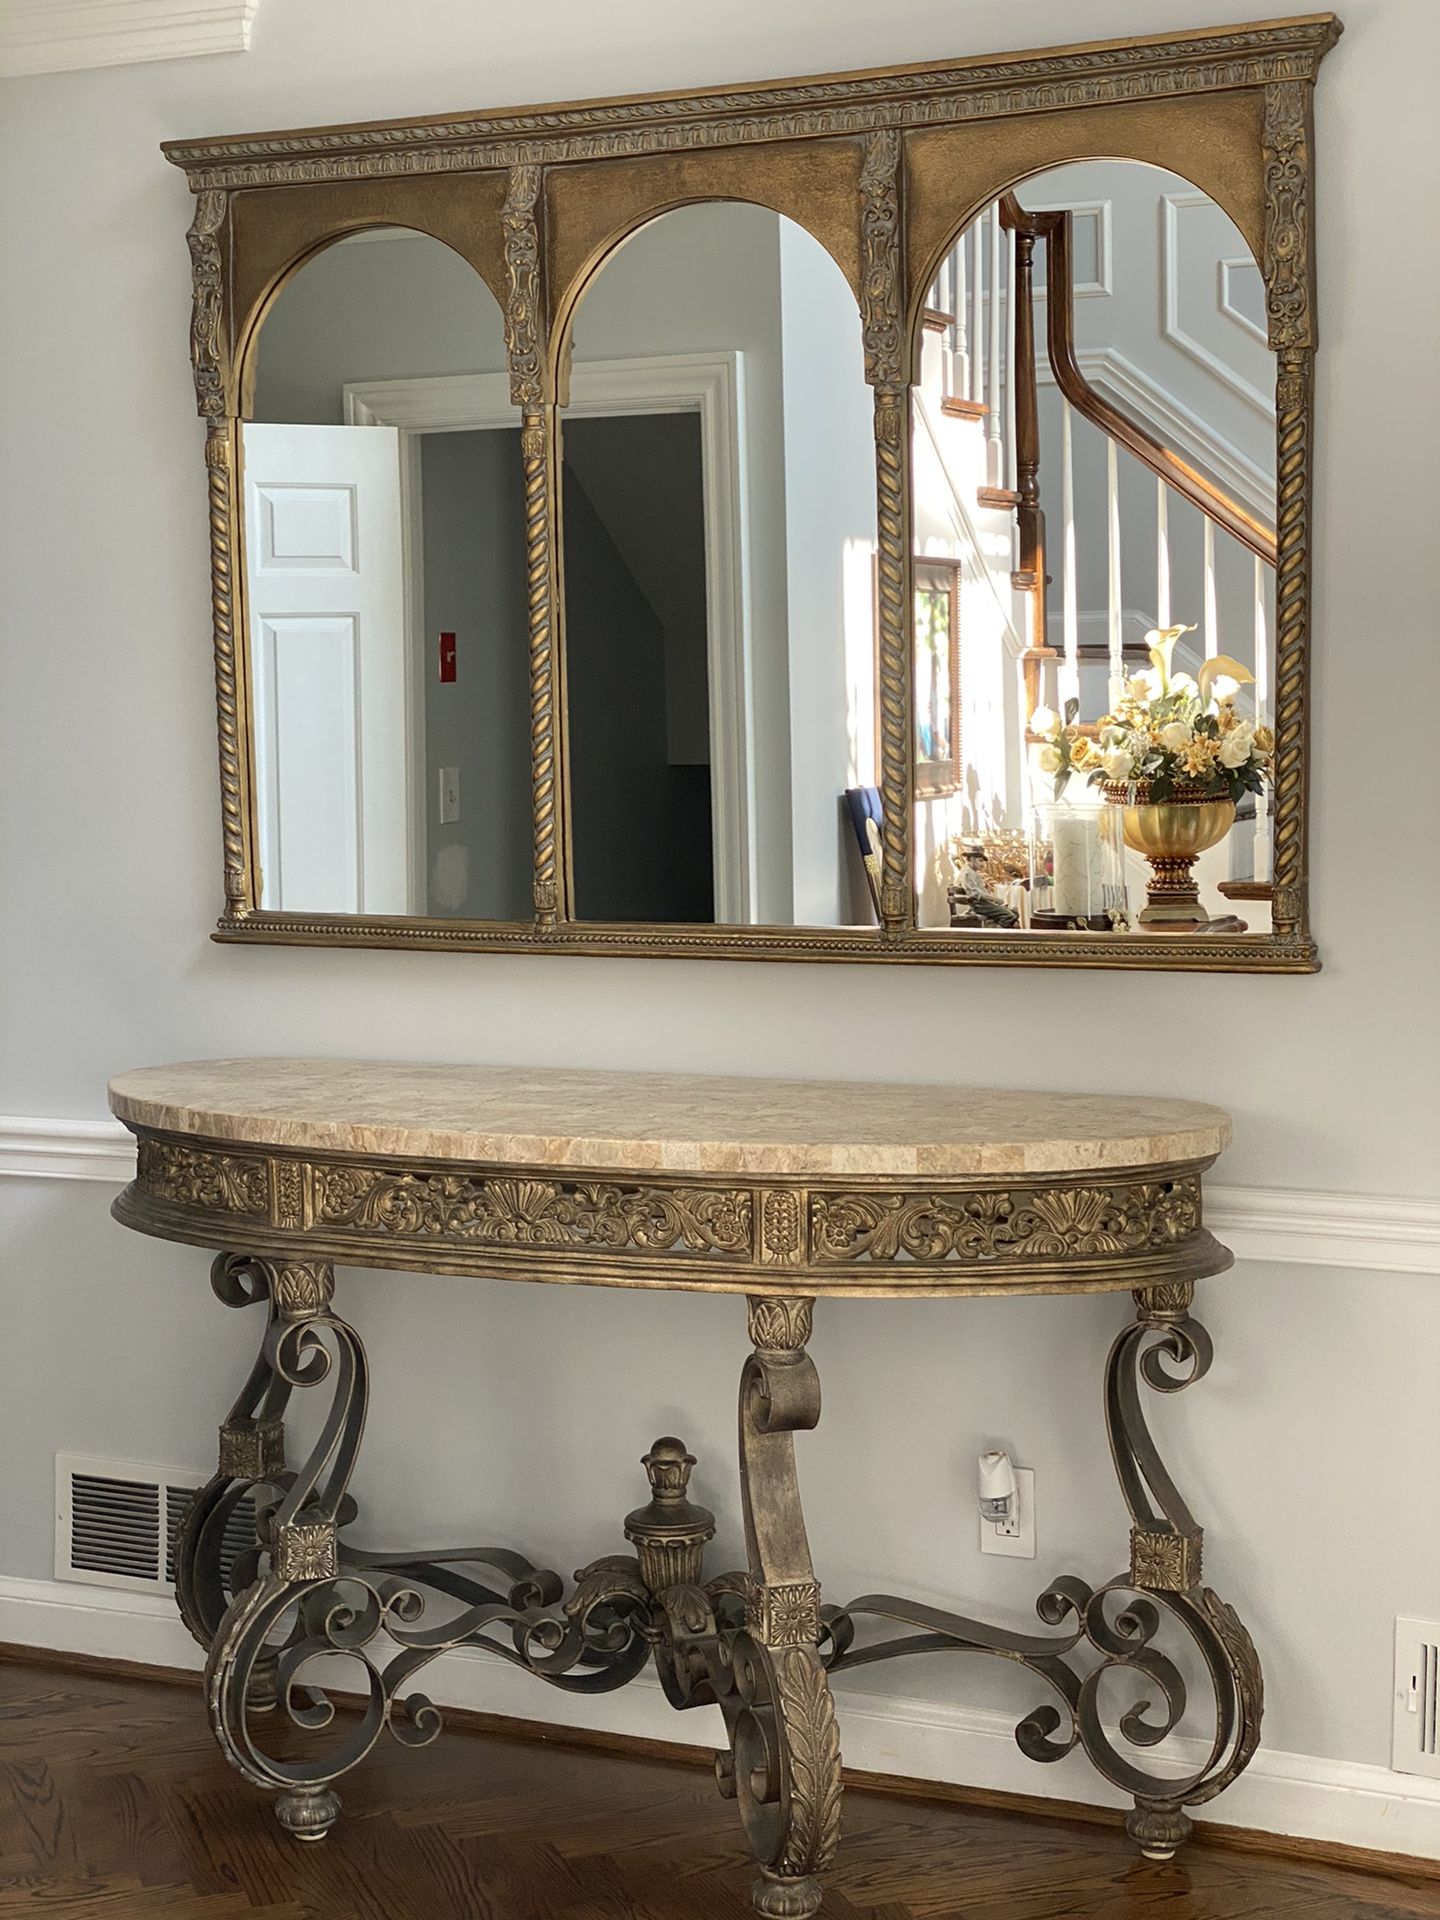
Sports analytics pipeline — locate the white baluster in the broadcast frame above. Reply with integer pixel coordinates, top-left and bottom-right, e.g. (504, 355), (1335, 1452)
(1061, 400), (1079, 710)
(1203, 518), (1218, 659)
(1005, 225), (1018, 494)
(970, 219), (984, 409)
(1156, 479), (1171, 629)
(935, 254), (955, 397)
(987, 203), (1003, 488)
(1253, 554), (1272, 884)
(953, 240), (970, 399)
(1107, 439), (1124, 710)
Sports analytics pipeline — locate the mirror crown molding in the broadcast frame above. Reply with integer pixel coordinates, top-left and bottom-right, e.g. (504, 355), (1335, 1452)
(1, 0), (259, 78)
(162, 15), (1341, 189)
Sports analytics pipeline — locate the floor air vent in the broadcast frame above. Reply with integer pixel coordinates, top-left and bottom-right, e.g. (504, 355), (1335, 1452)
(1393, 1617), (1440, 1780)
(55, 1453), (257, 1595)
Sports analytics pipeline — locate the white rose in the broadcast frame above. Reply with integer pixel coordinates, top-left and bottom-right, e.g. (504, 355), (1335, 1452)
(1159, 721), (1191, 752)
(1036, 744), (1064, 775)
(1169, 672), (1199, 699)
(1099, 724), (1127, 749)
(1127, 671), (1157, 705)
(1101, 747), (1135, 781)
(1030, 706), (1061, 739)
(1219, 731), (1253, 768)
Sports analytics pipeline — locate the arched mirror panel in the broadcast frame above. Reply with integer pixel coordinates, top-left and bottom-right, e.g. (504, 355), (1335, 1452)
(556, 202), (878, 928)
(242, 230), (528, 922)
(910, 159), (1278, 942)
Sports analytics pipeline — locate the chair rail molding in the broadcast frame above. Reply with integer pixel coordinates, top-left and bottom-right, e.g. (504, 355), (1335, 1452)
(0, 1115), (1434, 1275)
(0, 0), (259, 78)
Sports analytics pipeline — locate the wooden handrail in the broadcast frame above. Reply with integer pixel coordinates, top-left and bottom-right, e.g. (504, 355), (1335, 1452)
(998, 194), (1277, 567)
(1004, 214), (1056, 716)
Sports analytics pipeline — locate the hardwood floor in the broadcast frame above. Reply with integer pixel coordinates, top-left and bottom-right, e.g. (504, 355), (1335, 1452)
(1, 1656), (1436, 1919)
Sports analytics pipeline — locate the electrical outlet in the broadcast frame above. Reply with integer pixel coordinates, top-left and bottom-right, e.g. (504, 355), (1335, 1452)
(1394, 1617), (1440, 1778)
(979, 1466), (1035, 1559)
(438, 766), (460, 825)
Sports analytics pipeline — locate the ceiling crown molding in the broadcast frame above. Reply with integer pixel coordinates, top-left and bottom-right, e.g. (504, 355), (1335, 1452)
(0, 0), (259, 79)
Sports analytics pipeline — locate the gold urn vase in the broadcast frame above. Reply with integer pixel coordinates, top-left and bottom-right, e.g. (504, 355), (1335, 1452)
(1104, 783), (1235, 928)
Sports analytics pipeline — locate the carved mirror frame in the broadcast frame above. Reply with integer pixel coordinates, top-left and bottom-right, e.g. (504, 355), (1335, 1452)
(167, 12), (1340, 973)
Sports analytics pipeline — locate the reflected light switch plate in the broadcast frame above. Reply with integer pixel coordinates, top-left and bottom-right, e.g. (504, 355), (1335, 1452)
(438, 766), (460, 825)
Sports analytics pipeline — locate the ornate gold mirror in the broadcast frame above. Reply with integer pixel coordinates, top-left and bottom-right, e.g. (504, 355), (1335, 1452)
(169, 13), (1340, 971)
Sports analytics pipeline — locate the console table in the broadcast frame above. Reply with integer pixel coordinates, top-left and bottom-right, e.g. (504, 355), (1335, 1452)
(109, 1060), (1257, 1918)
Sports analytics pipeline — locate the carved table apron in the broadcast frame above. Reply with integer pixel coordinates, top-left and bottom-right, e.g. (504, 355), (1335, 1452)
(109, 1061), (1256, 1918)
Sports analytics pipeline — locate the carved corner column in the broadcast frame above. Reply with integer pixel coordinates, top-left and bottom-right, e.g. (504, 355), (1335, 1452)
(504, 162), (566, 930)
(1107, 1280), (1264, 1859)
(861, 127), (915, 939)
(729, 1297), (841, 1918)
(1263, 78), (1316, 951)
(185, 187), (255, 924)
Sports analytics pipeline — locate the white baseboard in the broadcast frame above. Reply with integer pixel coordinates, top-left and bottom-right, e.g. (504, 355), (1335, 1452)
(4, 1573), (1438, 1863)
(2, 1117), (1435, 1276)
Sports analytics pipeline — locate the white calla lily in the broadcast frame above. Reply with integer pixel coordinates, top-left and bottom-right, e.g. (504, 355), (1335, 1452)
(1197, 654), (1255, 708)
(1144, 623), (1196, 692)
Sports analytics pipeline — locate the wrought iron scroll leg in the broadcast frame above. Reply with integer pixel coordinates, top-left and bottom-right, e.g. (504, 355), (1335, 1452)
(173, 1255), (295, 1711)
(202, 1257), (364, 1843)
(726, 1296), (842, 1918)
(1110, 1282), (1264, 1861)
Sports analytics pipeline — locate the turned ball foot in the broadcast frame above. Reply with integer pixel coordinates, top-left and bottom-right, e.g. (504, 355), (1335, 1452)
(276, 1787), (341, 1842)
(752, 1869), (823, 1916)
(1126, 1797), (1192, 1861)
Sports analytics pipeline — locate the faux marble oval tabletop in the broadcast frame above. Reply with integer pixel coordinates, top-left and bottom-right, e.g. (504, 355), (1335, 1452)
(108, 1061), (1230, 1178)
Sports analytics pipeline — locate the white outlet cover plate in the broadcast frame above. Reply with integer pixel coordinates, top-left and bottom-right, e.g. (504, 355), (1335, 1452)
(979, 1466), (1035, 1559)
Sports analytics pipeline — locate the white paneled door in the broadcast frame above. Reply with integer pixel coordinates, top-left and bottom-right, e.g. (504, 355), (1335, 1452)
(242, 423), (412, 914)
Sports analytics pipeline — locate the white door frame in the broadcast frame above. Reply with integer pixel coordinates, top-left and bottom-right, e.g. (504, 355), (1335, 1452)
(344, 351), (755, 924)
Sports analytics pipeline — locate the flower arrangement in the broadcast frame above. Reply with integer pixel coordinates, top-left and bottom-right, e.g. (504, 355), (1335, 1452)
(1030, 625), (1274, 804)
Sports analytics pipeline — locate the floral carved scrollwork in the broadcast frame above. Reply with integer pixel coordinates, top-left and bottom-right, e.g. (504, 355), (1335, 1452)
(502, 164), (544, 408)
(312, 1166), (752, 1255)
(139, 1140), (269, 1215)
(186, 188), (228, 421)
(1262, 82), (1312, 352)
(810, 1177), (1201, 1263)
(858, 128), (902, 389)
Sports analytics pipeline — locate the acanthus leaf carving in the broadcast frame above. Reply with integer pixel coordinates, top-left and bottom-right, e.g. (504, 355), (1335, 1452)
(858, 127), (902, 390)
(502, 164), (544, 408)
(1262, 81), (1312, 352)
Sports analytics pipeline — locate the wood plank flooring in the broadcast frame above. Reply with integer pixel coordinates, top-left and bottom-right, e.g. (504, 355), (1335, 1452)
(1, 1656), (1436, 1919)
